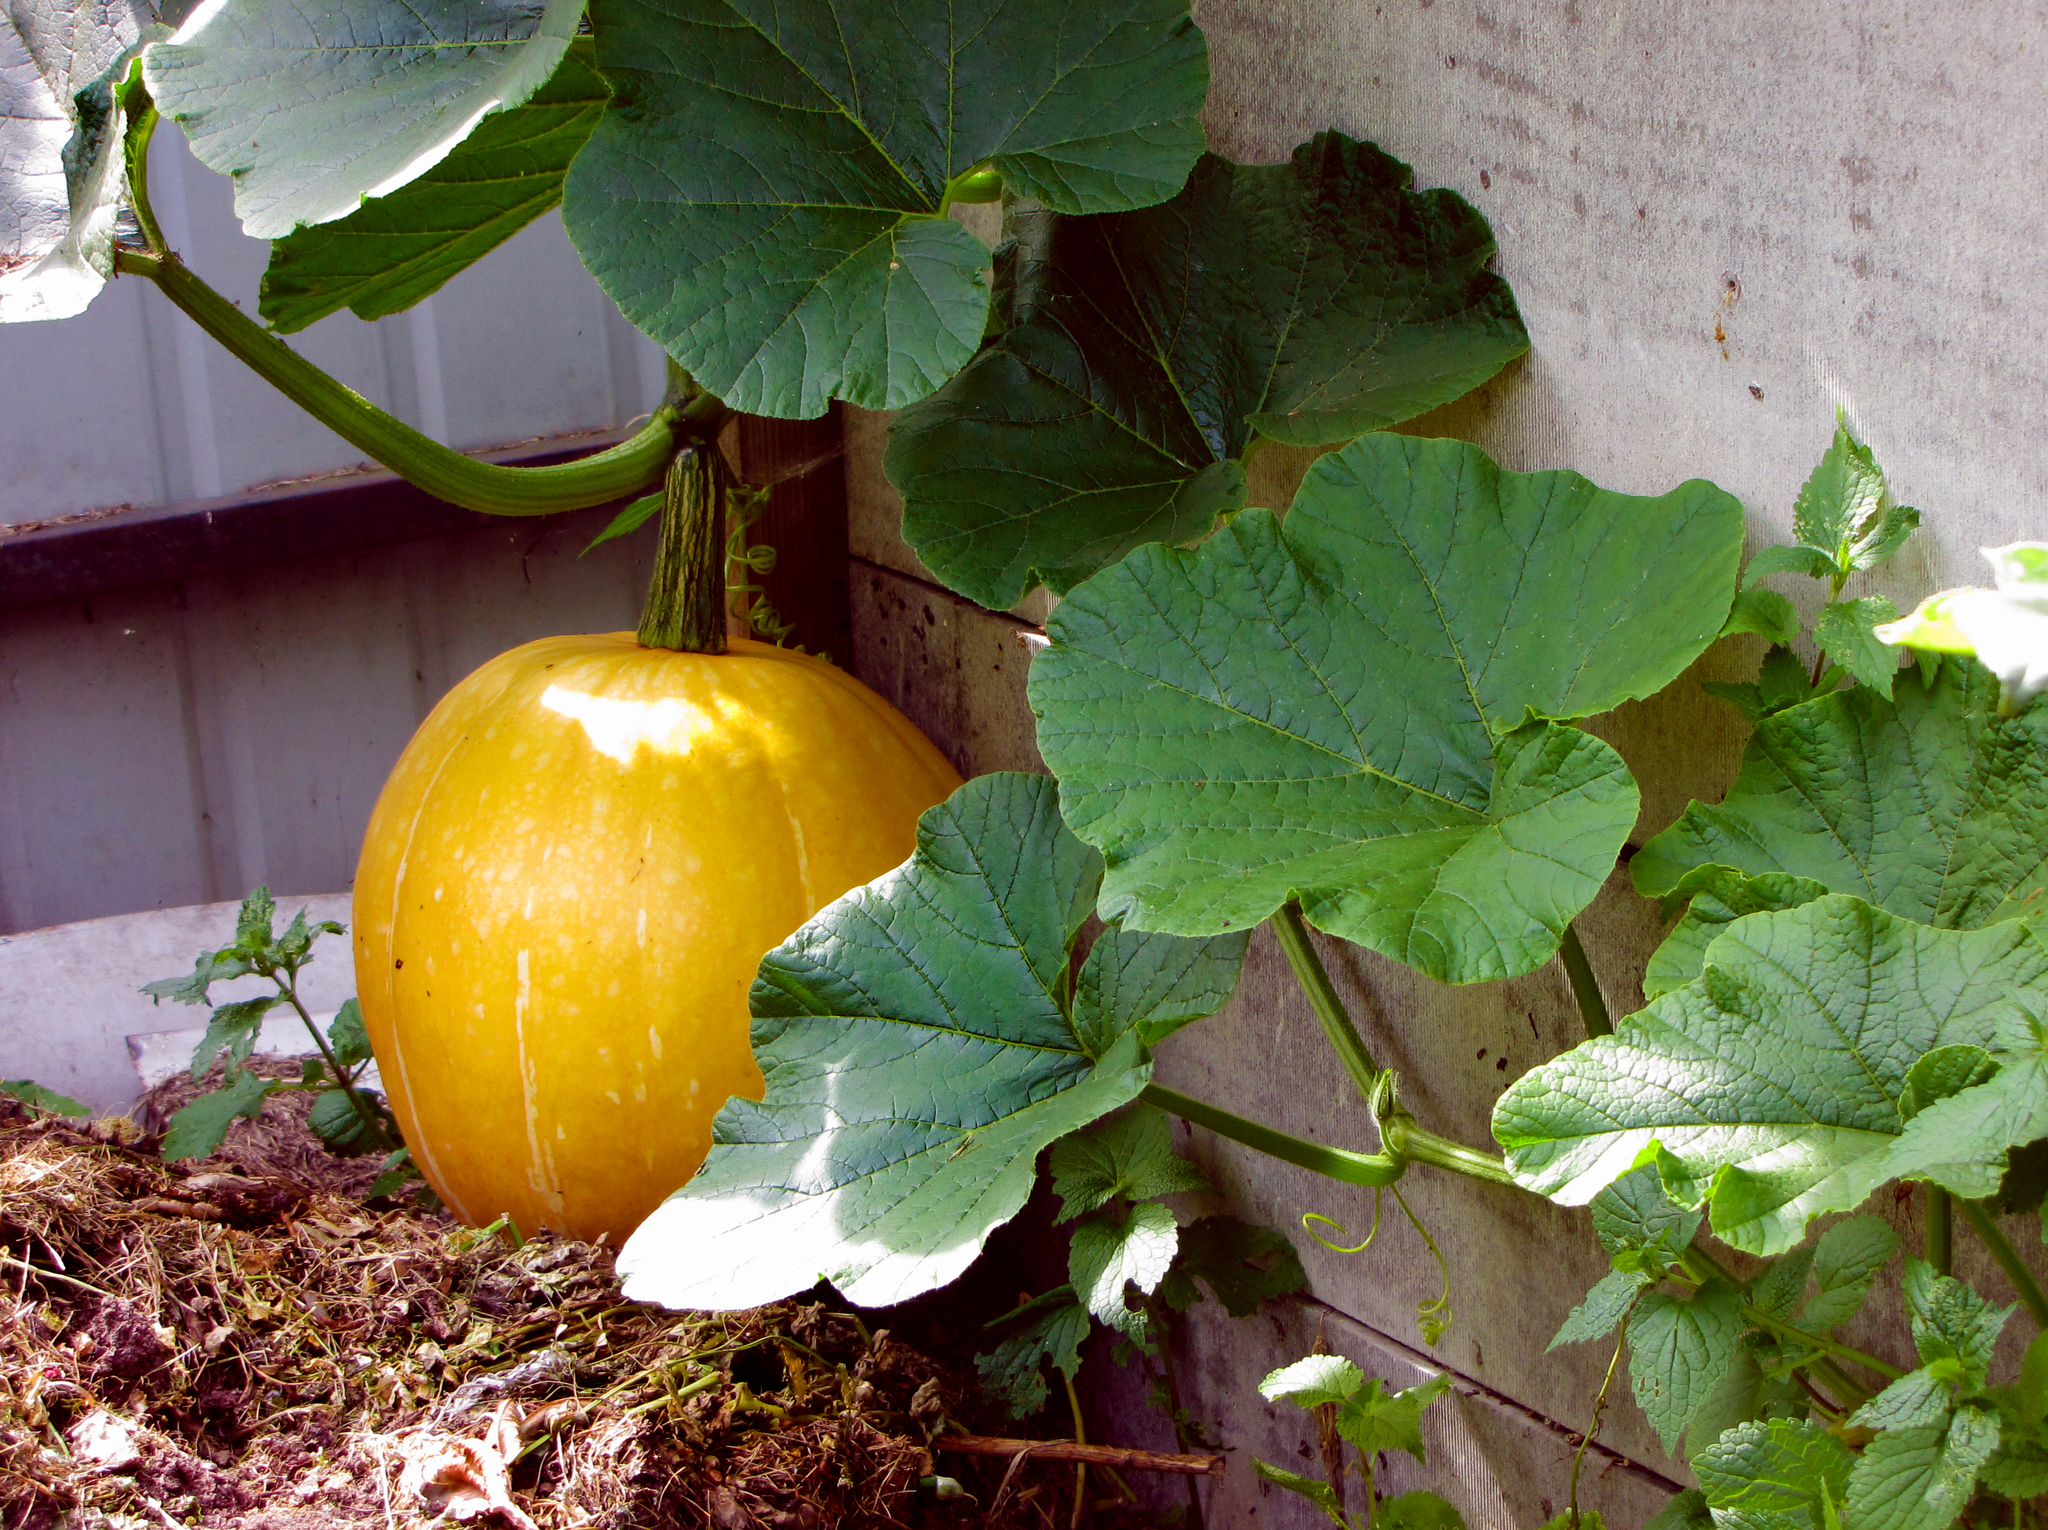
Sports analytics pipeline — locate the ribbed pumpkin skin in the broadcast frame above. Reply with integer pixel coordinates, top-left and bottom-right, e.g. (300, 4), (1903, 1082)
(352, 634), (962, 1244)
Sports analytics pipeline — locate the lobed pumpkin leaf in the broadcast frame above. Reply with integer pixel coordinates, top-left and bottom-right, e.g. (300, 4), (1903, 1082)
(616, 772), (1244, 1312)
(1493, 895), (2048, 1255)
(259, 38), (608, 331)
(1634, 659), (2048, 993)
(888, 131), (1529, 608)
(562, 0), (1209, 419)
(1030, 432), (1742, 984)
(0, 1), (151, 322)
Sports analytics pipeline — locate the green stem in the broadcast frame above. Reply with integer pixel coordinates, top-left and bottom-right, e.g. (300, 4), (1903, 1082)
(1063, 1369), (1089, 1530)
(1681, 1246), (1901, 1391)
(1379, 1116), (1517, 1187)
(1558, 923), (1612, 1039)
(1962, 1201), (2048, 1328)
(1568, 1323), (1628, 1529)
(278, 976), (392, 1155)
(1272, 901), (1381, 1099)
(637, 443), (730, 653)
(1926, 1185), (1952, 1276)
(112, 248), (687, 515)
(121, 91), (167, 255)
(1141, 1085), (1403, 1188)
(1143, 1299), (1206, 1530)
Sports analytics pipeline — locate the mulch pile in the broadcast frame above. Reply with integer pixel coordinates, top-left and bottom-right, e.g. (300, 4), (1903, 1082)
(0, 1070), (1164, 1530)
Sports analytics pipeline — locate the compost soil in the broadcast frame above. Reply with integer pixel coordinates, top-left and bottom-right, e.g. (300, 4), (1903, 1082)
(0, 1068), (1165, 1530)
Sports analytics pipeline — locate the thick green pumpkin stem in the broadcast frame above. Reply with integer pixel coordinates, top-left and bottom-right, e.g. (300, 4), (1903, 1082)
(638, 365), (738, 653)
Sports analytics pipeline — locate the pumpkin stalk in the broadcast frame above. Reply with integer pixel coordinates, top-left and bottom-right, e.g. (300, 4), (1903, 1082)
(638, 442), (734, 653)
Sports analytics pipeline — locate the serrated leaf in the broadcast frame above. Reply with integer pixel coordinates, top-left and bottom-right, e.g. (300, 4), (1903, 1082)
(327, 998), (372, 1069)
(0, 3), (147, 322)
(367, 1145), (417, 1199)
(1260, 1353), (1365, 1409)
(1068, 1200), (1177, 1337)
(1814, 596), (1901, 696)
(1980, 1430), (2048, 1501)
(1072, 922), (1249, 1058)
(190, 994), (284, 1081)
(1749, 1246), (1816, 1325)
(1844, 1407), (1999, 1530)
(1644, 1488), (1714, 1530)
(161, 1068), (272, 1161)
(1332, 1373), (1450, 1461)
(0, 1079), (88, 1116)
(1634, 659), (2048, 941)
(1590, 1163), (1703, 1261)
(977, 1286), (1089, 1417)
(146, 0), (579, 240)
(309, 1087), (378, 1154)
(1155, 1214), (1305, 1316)
(1688, 1333), (1810, 1460)
(1902, 1257), (2011, 1389)
(1050, 1105), (1207, 1220)
(1848, 1367), (1955, 1432)
(231, 886), (276, 955)
(1694, 1419), (1854, 1527)
(1628, 1281), (1744, 1453)
(1878, 543), (2048, 709)
(260, 38), (607, 330)
(1790, 420), (1917, 577)
(1494, 896), (2048, 1255)
(141, 947), (251, 1005)
(1643, 870), (1831, 1000)
(1723, 589), (1801, 644)
(1743, 545), (1840, 588)
(1550, 1267), (1649, 1351)
(562, 0), (1208, 419)
(617, 773), (1238, 1311)
(1799, 1215), (1898, 1332)
(1381, 1492), (1466, 1530)
(888, 130), (1529, 606)
(1252, 1460), (1345, 1525)
(1886, 1010), (2048, 1200)
(1032, 431), (1741, 984)
(2023, 1330), (2048, 1423)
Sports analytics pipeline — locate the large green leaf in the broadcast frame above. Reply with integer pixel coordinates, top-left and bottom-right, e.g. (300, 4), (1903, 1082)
(887, 131), (1529, 608)
(561, 0), (1208, 420)
(1844, 1407), (2000, 1530)
(1030, 432), (1742, 983)
(258, 39), (606, 331)
(615, 772), (1244, 1311)
(1887, 1008), (2048, 1200)
(1635, 659), (2048, 993)
(1, 1), (149, 321)
(145, 0), (579, 240)
(1693, 1419), (1854, 1529)
(1493, 896), (2048, 1255)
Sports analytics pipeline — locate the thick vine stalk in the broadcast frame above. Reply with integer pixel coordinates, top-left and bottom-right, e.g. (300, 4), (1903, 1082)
(637, 445), (730, 653)
(1272, 902), (1381, 1098)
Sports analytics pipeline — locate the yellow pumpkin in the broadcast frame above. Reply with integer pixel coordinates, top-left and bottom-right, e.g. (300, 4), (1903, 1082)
(352, 634), (961, 1243)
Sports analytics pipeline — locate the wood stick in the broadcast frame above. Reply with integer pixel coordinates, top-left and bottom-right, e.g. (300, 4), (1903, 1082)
(933, 1435), (1225, 1476)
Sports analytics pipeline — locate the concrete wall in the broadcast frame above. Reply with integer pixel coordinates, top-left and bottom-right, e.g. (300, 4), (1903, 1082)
(837, 2), (2048, 1523)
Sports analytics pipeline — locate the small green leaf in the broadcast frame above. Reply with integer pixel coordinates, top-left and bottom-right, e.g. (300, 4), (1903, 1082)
(1743, 544), (1840, 588)
(1900, 1045), (2000, 1119)
(0, 1080), (89, 1117)
(618, 773), (1207, 1311)
(308, 1088), (379, 1154)
(563, 0), (1208, 419)
(327, 999), (373, 1069)
(977, 1287), (1090, 1418)
(1628, 1281), (1744, 1453)
(1902, 1257), (2011, 1389)
(191, 995), (286, 1081)
(1722, 589), (1801, 644)
(1549, 1267), (1650, 1351)
(889, 130), (1529, 605)
(1798, 1216), (1898, 1332)
(260, 39), (609, 330)
(1495, 897), (2048, 1255)
(1848, 1368), (1957, 1432)
(1067, 1200), (1177, 1338)
(2023, 1330), (2048, 1422)
(1643, 870), (1831, 1000)
(1251, 1460), (1346, 1526)
(582, 492), (663, 554)
(1331, 1373), (1451, 1462)
(1790, 420), (1917, 577)
(1643, 1488), (1714, 1530)
(1635, 659), (2048, 936)
(1260, 1353), (1366, 1409)
(1694, 1418), (1854, 1526)
(1050, 1106), (1207, 1220)
(1033, 431), (1741, 984)
(161, 1069), (273, 1161)
(142, 948), (253, 1006)
(367, 1146), (418, 1199)
(232, 887), (277, 957)
(1590, 1163), (1703, 1262)
(1843, 1406), (2000, 1530)
(1979, 1428), (2048, 1501)
(1155, 1215), (1306, 1316)
(1814, 596), (1901, 696)
(146, 0), (580, 240)
(1748, 1246), (1816, 1325)
(1381, 1492), (1467, 1530)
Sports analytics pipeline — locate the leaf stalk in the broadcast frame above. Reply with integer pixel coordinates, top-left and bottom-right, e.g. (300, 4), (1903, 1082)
(1961, 1200), (2048, 1328)
(1140, 1085), (1403, 1188)
(1557, 923), (1613, 1039)
(1272, 902), (1381, 1098)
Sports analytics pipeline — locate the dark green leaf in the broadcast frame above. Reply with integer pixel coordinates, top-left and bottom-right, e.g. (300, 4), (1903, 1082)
(1495, 897), (2048, 1255)
(1789, 421), (1919, 577)
(1332, 1373), (1450, 1461)
(190, 994), (285, 1081)
(1903, 1257), (2011, 1389)
(146, 0), (579, 240)
(1694, 1419), (1854, 1527)
(1072, 923), (1248, 1058)
(1849, 1368), (1956, 1432)
(1844, 1407), (2000, 1530)
(367, 1145), (420, 1199)
(1067, 1200), (1176, 1338)
(1980, 1425), (2048, 1501)
(1643, 1488), (1714, 1530)
(0, 1080), (88, 1116)
(977, 1287), (1089, 1418)
(1628, 1280), (1744, 1453)
(1050, 1105), (1207, 1220)
(142, 948), (253, 1006)
(1550, 1267), (1649, 1351)
(1723, 589), (1801, 644)
(270, 905), (343, 969)
(1814, 596), (1901, 697)
(232, 886), (276, 956)
(1032, 432), (1741, 984)
(1634, 659), (2048, 939)
(1743, 544), (1840, 588)
(1380, 1492), (1467, 1530)
(1589, 1163), (1703, 1262)
(1887, 1009), (2048, 1200)
(1155, 1215), (1306, 1316)
(1749, 1246), (1816, 1325)
(1798, 1215), (1898, 1333)
(1688, 1334), (1810, 1460)
(618, 773), (1232, 1311)
(326, 999), (373, 1069)
(888, 130), (1529, 606)
(308, 1087), (379, 1154)
(1251, 1460), (1346, 1526)
(562, 0), (1209, 419)
(581, 492), (663, 554)
(161, 1069), (273, 1161)
(261, 39), (607, 330)
(1643, 869), (1831, 1000)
